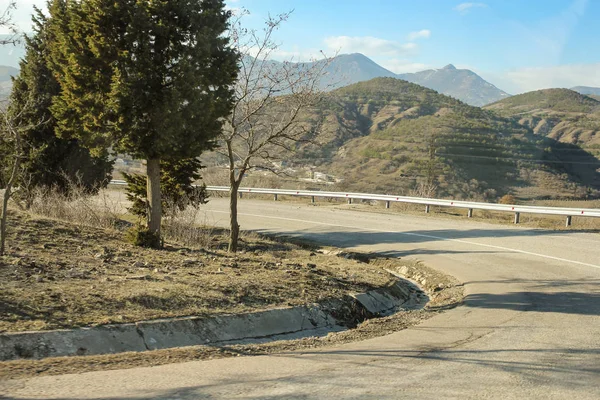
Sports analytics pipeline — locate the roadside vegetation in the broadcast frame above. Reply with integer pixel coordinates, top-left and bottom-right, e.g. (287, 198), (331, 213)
(0, 206), (398, 333)
(0, 0), (598, 368)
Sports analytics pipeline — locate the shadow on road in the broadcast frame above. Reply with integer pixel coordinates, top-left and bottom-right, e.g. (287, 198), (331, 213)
(253, 227), (589, 252)
(8, 346), (599, 399)
(464, 290), (600, 315)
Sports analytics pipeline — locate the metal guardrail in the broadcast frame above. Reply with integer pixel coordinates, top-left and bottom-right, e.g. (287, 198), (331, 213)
(109, 180), (600, 226)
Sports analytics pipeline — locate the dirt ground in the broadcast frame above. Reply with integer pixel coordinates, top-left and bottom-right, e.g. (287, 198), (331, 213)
(0, 210), (463, 380)
(0, 259), (462, 380)
(0, 211), (396, 333)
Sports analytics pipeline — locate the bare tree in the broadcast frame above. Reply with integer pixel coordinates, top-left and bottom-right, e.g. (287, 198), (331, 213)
(0, 0), (20, 255)
(0, 105), (27, 256)
(219, 11), (331, 252)
(0, 1), (19, 46)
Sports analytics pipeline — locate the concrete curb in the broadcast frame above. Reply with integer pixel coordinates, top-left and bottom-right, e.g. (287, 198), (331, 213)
(0, 279), (425, 361)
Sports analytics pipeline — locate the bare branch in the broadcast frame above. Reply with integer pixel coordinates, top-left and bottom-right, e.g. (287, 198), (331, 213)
(0, 1), (20, 46)
(221, 10), (333, 252)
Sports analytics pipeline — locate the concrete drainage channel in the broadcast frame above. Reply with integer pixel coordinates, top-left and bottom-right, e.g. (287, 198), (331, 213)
(0, 276), (428, 361)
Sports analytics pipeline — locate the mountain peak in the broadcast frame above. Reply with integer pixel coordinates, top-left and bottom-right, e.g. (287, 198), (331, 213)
(442, 64), (457, 70)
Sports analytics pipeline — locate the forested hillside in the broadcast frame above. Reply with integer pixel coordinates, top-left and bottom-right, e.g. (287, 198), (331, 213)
(287, 79), (600, 200)
(484, 89), (600, 157)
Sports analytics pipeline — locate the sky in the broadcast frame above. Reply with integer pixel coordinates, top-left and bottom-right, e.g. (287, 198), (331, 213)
(1, 0), (599, 94)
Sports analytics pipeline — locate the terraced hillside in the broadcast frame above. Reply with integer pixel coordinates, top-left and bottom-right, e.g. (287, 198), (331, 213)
(291, 79), (600, 200)
(484, 89), (600, 152)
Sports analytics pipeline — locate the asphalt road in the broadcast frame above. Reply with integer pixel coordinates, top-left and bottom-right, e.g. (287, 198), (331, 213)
(3, 198), (600, 399)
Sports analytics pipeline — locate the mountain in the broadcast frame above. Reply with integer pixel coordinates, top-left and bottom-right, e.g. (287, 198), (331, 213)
(287, 78), (600, 199)
(0, 65), (19, 81)
(484, 89), (600, 151)
(268, 54), (510, 107)
(322, 53), (397, 87)
(397, 64), (510, 107)
(0, 45), (510, 107)
(0, 65), (18, 102)
(572, 86), (600, 96)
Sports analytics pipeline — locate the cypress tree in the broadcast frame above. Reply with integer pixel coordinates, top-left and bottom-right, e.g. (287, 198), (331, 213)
(1, 6), (112, 201)
(123, 158), (208, 219)
(48, 0), (238, 241)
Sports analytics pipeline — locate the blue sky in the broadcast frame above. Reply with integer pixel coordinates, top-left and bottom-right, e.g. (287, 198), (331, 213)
(3, 0), (599, 94)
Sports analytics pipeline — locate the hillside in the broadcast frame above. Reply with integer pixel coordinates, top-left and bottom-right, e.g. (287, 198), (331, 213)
(397, 64), (510, 107)
(572, 86), (600, 96)
(484, 89), (600, 151)
(289, 78), (600, 200)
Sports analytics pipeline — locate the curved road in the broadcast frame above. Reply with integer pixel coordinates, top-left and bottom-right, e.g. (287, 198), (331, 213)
(3, 199), (600, 399)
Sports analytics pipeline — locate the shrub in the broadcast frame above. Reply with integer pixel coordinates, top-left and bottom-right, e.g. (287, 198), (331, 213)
(499, 194), (516, 205)
(125, 225), (162, 248)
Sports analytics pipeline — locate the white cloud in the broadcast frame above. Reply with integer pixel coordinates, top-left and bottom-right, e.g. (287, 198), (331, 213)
(502, 63), (600, 93)
(407, 29), (431, 41)
(270, 48), (325, 62)
(381, 59), (431, 74)
(454, 2), (488, 14)
(324, 36), (417, 57)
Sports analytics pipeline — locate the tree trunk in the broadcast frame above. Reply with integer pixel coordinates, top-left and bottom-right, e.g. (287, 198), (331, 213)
(228, 180), (240, 253)
(0, 150), (20, 256)
(0, 186), (11, 256)
(146, 158), (162, 237)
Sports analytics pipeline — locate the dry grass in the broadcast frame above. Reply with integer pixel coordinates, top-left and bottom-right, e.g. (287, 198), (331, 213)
(0, 255), (463, 380)
(29, 185), (122, 231)
(0, 210), (397, 333)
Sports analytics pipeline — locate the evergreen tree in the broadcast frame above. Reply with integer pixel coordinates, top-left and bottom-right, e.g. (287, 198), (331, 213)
(1, 7), (112, 202)
(123, 158), (208, 219)
(48, 0), (238, 241)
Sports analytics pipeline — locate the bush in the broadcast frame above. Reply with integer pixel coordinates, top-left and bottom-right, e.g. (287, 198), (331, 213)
(125, 225), (162, 248)
(499, 194), (516, 204)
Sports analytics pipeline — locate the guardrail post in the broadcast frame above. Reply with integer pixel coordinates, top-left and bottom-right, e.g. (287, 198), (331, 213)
(385, 201), (390, 209)
(468, 208), (473, 218)
(274, 194), (278, 201)
(311, 196), (315, 203)
(514, 212), (520, 224)
(347, 198), (352, 205)
(566, 216), (572, 227)
(425, 205), (430, 213)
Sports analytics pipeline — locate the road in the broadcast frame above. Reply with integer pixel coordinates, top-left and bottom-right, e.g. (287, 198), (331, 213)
(3, 198), (600, 399)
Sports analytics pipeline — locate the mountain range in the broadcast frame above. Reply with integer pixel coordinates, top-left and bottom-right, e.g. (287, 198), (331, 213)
(2, 51), (511, 106)
(3, 49), (599, 108)
(315, 53), (510, 106)
(240, 78), (600, 200)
